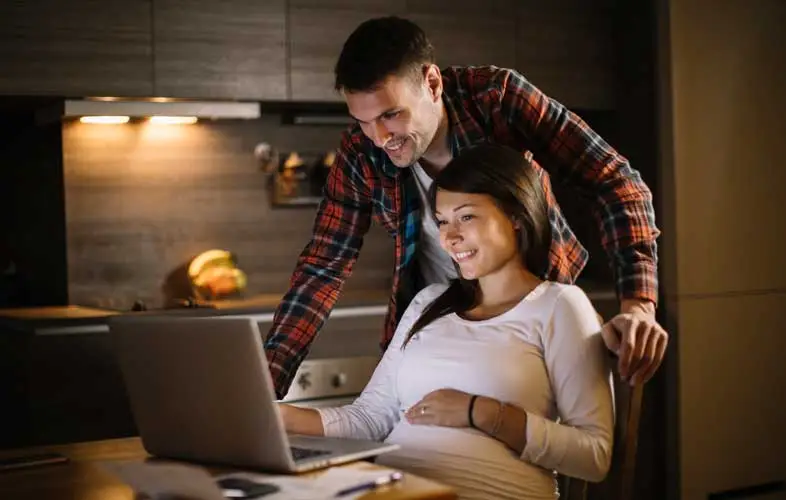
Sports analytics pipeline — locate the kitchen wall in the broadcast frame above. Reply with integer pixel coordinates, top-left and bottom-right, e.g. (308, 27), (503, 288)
(62, 116), (393, 310)
(658, 0), (786, 498)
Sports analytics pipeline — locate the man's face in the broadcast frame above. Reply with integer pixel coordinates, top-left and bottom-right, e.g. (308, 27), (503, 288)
(344, 69), (442, 168)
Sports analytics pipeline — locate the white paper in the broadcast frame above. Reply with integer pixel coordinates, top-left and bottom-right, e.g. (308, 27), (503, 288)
(217, 467), (405, 500)
(100, 460), (226, 500)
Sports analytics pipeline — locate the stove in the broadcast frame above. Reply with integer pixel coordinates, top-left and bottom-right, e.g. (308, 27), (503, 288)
(246, 305), (387, 407)
(279, 356), (381, 408)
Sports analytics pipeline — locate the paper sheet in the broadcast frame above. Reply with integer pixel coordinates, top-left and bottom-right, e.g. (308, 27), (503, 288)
(217, 467), (405, 500)
(100, 460), (226, 500)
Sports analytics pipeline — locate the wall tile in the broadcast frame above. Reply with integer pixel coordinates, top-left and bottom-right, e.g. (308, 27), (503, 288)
(62, 117), (393, 310)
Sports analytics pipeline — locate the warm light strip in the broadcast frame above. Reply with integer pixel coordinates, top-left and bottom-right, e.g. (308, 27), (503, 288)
(79, 116), (130, 124)
(148, 116), (198, 125)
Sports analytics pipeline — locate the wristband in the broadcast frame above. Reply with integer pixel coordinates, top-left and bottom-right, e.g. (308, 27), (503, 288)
(467, 395), (479, 428)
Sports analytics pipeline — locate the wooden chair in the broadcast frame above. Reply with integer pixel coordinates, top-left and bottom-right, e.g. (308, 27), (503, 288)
(558, 362), (645, 500)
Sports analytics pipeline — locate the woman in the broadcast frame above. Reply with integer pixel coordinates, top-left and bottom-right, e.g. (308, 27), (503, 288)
(280, 143), (614, 499)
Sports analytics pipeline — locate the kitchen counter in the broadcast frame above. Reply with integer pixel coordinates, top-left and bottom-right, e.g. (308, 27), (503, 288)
(0, 290), (392, 449)
(0, 289), (392, 336)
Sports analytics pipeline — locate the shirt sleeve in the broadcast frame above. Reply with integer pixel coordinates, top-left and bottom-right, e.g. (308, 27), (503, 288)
(316, 286), (438, 441)
(494, 68), (660, 304)
(263, 131), (373, 400)
(521, 286), (614, 482)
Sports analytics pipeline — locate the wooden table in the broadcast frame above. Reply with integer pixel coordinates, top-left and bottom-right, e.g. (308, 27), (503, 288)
(0, 438), (456, 499)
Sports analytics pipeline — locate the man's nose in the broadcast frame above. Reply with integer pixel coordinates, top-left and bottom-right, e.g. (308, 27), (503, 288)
(370, 121), (391, 148)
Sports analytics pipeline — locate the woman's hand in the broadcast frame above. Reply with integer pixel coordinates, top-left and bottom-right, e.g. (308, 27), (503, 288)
(405, 389), (472, 427)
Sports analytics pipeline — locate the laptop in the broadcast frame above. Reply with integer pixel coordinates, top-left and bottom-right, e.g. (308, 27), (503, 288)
(107, 316), (398, 473)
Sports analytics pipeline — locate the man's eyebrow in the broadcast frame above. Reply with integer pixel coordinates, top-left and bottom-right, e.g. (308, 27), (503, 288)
(349, 108), (400, 124)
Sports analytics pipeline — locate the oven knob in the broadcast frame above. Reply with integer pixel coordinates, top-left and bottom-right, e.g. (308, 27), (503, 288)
(331, 373), (347, 389)
(297, 372), (312, 391)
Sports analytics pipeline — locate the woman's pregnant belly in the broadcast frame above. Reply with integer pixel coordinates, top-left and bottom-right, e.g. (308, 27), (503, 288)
(376, 421), (557, 500)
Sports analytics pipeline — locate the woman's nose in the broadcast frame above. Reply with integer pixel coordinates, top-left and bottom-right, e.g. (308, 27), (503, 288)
(444, 224), (463, 244)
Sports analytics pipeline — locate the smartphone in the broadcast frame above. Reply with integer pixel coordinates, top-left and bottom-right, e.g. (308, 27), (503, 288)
(0, 452), (69, 472)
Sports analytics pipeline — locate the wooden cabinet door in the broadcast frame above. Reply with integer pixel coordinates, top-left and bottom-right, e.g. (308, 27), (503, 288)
(406, 0), (517, 70)
(515, 0), (617, 109)
(288, 0), (406, 102)
(153, 0), (287, 100)
(0, 0), (153, 97)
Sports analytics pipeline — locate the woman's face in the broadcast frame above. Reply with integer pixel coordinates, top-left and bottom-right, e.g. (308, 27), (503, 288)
(434, 189), (521, 281)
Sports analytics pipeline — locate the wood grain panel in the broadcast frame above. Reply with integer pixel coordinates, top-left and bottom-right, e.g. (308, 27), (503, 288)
(0, 0), (153, 97)
(289, 2), (406, 101)
(407, 0), (517, 69)
(153, 0), (287, 99)
(677, 292), (786, 499)
(515, 0), (617, 109)
(62, 117), (393, 310)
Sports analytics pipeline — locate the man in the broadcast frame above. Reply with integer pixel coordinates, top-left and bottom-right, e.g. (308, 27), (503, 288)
(264, 17), (668, 399)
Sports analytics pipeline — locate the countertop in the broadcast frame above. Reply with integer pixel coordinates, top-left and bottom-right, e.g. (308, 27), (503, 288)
(0, 289), (392, 335)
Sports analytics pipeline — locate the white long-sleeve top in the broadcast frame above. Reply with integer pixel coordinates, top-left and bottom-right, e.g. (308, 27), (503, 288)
(317, 282), (614, 500)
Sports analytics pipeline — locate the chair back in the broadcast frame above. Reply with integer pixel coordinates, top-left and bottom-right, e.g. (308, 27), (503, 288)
(558, 362), (644, 500)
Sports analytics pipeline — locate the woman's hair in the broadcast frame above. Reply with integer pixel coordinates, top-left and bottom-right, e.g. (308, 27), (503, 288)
(402, 143), (552, 348)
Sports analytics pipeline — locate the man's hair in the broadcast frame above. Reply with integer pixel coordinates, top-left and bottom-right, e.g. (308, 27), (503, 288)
(334, 16), (435, 93)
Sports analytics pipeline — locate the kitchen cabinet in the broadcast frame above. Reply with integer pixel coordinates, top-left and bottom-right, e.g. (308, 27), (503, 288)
(0, 0), (153, 97)
(0, 324), (137, 449)
(153, 0), (287, 100)
(514, 0), (617, 109)
(406, 0), (516, 69)
(0, 0), (619, 106)
(288, 0), (406, 102)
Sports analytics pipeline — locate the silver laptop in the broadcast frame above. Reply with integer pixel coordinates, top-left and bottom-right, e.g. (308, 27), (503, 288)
(107, 316), (398, 473)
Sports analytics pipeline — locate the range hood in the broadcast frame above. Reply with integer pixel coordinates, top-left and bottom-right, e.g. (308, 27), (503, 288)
(64, 99), (260, 119)
(36, 98), (261, 123)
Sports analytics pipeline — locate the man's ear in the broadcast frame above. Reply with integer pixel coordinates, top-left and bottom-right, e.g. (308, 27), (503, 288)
(423, 64), (442, 101)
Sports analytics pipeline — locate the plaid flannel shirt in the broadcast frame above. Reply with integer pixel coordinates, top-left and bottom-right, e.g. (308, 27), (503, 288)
(264, 66), (660, 399)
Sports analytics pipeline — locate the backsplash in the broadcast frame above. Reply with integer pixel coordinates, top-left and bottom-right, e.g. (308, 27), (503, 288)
(62, 116), (393, 310)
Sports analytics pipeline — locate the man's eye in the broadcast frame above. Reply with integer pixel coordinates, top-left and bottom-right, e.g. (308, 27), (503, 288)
(382, 111), (400, 120)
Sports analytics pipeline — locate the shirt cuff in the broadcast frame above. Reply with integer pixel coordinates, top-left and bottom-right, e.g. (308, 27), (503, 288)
(520, 412), (567, 470)
(616, 260), (658, 306)
(316, 407), (345, 438)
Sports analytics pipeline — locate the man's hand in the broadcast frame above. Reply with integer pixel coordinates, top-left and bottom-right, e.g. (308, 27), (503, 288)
(405, 389), (472, 427)
(600, 299), (668, 385)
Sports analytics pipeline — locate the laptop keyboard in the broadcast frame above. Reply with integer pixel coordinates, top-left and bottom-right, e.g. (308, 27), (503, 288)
(290, 446), (331, 461)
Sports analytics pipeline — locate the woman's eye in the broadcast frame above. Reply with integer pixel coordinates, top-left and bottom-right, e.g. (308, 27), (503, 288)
(460, 214), (474, 222)
(435, 219), (446, 226)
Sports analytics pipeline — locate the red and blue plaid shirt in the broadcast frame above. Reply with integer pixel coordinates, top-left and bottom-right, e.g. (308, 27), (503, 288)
(264, 66), (660, 398)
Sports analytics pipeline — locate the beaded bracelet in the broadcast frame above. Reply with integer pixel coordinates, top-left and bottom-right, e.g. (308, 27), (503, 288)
(491, 401), (506, 437)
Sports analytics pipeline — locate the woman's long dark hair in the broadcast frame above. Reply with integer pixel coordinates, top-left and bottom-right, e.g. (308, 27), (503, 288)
(402, 143), (552, 348)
